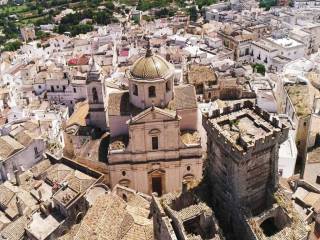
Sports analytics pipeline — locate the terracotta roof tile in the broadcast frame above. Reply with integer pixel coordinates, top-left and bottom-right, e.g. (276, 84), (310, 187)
(170, 84), (197, 110)
(108, 91), (141, 116)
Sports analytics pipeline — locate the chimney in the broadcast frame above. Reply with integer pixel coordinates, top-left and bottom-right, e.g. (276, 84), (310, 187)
(16, 196), (23, 216)
(14, 170), (21, 186)
(182, 180), (188, 194)
(38, 189), (42, 201)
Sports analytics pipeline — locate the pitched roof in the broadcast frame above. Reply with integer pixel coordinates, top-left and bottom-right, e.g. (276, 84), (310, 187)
(66, 100), (89, 127)
(0, 136), (24, 161)
(13, 131), (33, 147)
(0, 216), (27, 240)
(170, 84), (197, 110)
(108, 91), (141, 116)
(61, 194), (153, 240)
(187, 64), (217, 85)
(0, 185), (15, 209)
(130, 106), (177, 124)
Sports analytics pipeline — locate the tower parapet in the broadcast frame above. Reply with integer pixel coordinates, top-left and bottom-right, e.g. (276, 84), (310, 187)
(203, 100), (289, 162)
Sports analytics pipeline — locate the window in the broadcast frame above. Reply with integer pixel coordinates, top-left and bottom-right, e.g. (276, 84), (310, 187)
(38, 85), (41, 89)
(92, 87), (98, 103)
(34, 147), (39, 157)
(122, 171), (126, 176)
(166, 81), (171, 92)
(152, 136), (159, 150)
(73, 88), (76, 93)
(122, 194), (127, 202)
(51, 86), (54, 92)
(133, 84), (138, 96)
(149, 86), (156, 97)
(187, 166), (191, 171)
(63, 86), (66, 91)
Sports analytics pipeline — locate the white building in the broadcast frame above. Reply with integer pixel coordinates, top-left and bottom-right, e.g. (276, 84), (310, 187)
(293, 0), (320, 8)
(278, 115), (298, 178)
(250, 37), (305, 71)
(0, 132), (45, 183)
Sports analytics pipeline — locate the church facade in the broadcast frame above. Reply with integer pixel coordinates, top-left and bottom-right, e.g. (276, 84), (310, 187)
(107, 49), (203, 195)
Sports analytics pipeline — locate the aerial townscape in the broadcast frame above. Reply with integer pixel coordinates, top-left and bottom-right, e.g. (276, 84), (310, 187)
(3, 0), (320, 239)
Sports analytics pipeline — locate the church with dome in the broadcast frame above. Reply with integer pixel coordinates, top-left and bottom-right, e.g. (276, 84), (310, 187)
(107, 49), (203, 196)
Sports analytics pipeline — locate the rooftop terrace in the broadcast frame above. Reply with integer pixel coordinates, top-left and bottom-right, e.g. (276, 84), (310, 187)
(203, 101), (289, 154)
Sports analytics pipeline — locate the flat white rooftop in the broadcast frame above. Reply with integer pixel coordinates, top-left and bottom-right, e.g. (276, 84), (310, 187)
(267, 37), (303, 48)
(27, 211), (64, 240)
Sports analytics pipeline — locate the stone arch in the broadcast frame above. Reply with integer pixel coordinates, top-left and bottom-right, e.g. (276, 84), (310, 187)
(76, 212), (84, 224)
(119, 179), (131, 188)
(98, 134), (110, 163)
(183, 174), (195, 187)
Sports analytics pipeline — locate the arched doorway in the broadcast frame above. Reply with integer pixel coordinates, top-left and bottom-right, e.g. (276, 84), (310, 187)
(148, 169), (165, 196)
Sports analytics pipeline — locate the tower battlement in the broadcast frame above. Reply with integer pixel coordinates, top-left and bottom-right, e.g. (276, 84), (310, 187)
(203, 101), (289, 160)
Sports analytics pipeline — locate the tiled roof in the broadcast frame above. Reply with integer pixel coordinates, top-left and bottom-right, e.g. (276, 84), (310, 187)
(0, 136), (24, 161)
(169, 84), (197, 110)
(188, 64), (217, 85)
(62, 194), (153, 240)
(66, 100), (89, 127)
(30, 159), (52, 178)
(45, 164), (74, 185)
(0, 185), (15, 209)
(13, 131), (33, 147)
(108, 91), (141, 116)
(0, 216), (27, 240)
(65, 171), (95, 193)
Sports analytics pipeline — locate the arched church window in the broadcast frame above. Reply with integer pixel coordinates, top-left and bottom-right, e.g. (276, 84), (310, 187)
(149, 86), (156, 98)
(92, 87), (98, 103)
(166, 81), (171, 92)
(133, 84), (138, 96)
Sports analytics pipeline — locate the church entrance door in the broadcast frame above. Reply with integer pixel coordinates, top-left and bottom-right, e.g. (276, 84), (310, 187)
(152, 176), (162, 196)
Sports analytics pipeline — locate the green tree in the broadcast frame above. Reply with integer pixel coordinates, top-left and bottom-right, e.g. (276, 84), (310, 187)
(252, 63), (266, 76)
(196, 0), (216, 9)
(3, 40), (22, 51)
(70, 24), (93, 36)
(188, 6), (198, 22)
(94, 11), (112, 25)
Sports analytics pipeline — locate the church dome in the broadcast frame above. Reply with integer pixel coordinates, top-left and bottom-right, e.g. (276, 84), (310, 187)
(130, 50), (173, 80)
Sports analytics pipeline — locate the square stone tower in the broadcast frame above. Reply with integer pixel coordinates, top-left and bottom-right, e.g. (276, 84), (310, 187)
(202, 101), (289, 219)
